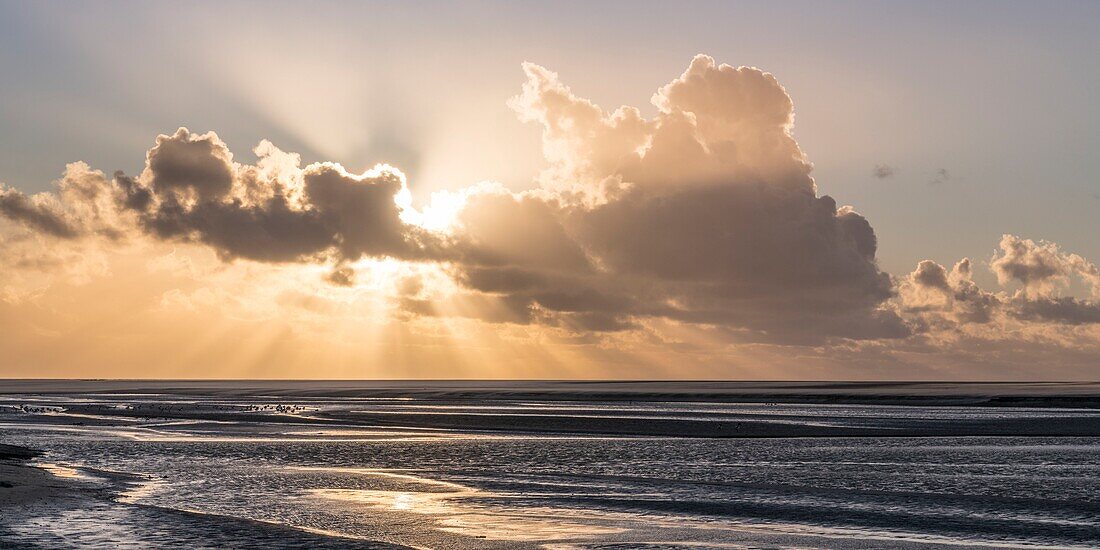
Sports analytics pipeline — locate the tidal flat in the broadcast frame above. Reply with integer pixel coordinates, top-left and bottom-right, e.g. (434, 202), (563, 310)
(2, 381), (1099, 548)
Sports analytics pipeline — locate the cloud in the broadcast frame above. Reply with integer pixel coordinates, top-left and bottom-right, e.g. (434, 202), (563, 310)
(901, 257), (1000, 324)
(902, 260), (953, 311)
(1010, 296), (1100, 325)
(0, 186), (80, 238)
(3, 129), (449, 265)
(454, 189), (592, 271)
(145, 128), (235, 201)
(0, 56), (907, 344)
(873, 164), (894, 179)
(144, 133), (444, 264)
(0, 162), (133, 240)
(946, 258), (1002, 324)
(989, 234), (1100, 298)
(444, 55), (903, 342)
(4, 54), (1100, 364)
(325, 265), (356, 287)
(930, 168), (950, 185)
(904, 237), (1100, 330)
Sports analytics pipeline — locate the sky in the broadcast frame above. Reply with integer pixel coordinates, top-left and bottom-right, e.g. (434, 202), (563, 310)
(1, 1), (1099, 379)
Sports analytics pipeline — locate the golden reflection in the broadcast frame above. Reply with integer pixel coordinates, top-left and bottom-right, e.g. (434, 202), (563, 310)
(116, 477), (165, 504)
(306, 467), (627, 542)
(312, 488), (461, 514)
(437, 513), (625, 542)
(36, 462), (88, 479)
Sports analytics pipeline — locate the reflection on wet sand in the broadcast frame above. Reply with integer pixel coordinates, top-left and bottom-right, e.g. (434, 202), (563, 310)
(35, 462), (91, 480)
(309, 468), (626, 543)
(313, 488), (464, 515)
(436, 513), (626, 542)
(116, 475), (165, 504)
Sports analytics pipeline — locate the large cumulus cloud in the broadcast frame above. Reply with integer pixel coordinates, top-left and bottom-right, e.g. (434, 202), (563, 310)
(442, 55), (902, 342)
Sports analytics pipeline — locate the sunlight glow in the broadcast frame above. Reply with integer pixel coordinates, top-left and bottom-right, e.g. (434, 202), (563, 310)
(398, 185), (486, 233)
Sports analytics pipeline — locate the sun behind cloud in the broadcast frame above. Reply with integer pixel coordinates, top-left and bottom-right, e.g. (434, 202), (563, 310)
(2, 55), (1100, 379)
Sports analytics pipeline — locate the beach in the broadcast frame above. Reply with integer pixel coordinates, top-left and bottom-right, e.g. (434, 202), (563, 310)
(2, 381), (1100, 548)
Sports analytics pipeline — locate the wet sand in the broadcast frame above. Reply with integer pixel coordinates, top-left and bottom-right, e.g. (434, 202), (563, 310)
(5, 381), (1100, 438)
(0, 444), (405, 548)
(0, 446), (65, 511)
(4, 390), (1100, 548)
(12, 400), (1100, 437)
(316, 408), (1100, 437)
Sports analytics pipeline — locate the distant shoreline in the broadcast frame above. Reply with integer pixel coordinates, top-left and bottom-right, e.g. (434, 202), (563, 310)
(4, 380), (1100, 408)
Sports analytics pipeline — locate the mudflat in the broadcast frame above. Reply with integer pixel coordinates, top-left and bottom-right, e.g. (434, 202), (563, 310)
(4, 379), (1100, 406)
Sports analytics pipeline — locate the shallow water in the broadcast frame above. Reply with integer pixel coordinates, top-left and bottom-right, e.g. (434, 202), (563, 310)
(2, 391), (1099, 548)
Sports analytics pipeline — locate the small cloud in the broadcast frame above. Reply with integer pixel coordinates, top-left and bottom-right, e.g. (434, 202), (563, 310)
(930, 168), (950, 185)
(872, 164), (894, 179)
(325, 266), (355, 287)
